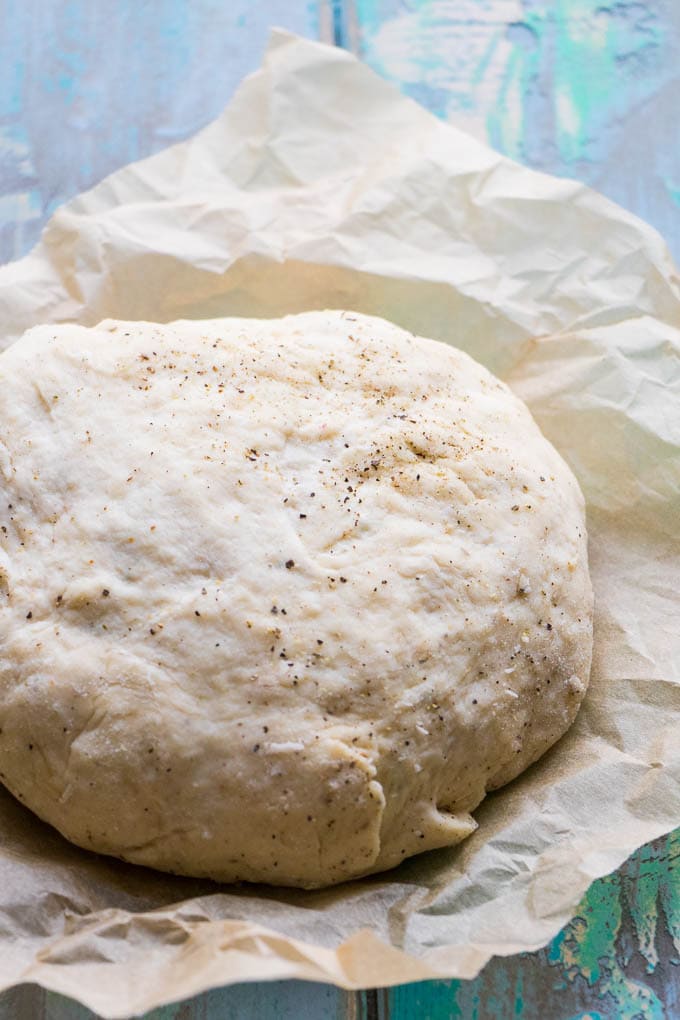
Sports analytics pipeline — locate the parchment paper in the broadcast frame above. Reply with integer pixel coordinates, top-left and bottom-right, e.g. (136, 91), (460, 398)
(0, 30), (679, 1019)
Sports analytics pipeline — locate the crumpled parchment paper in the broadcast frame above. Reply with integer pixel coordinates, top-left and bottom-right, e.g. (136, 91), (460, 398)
(0, 30), (679, 1019)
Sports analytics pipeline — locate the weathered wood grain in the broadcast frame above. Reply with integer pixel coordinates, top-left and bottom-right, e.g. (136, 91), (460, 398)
(0, 0), (320, 263)
(0, 982), (352, 1020)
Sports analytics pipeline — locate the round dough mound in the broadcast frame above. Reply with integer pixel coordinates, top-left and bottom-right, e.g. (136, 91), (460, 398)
(0, 311), (592, 888)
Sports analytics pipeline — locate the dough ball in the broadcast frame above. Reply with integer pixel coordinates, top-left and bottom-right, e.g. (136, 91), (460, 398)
(0, 311), (592, 888)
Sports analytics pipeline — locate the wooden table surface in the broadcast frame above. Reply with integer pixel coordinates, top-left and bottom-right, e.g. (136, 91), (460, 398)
(1, 2), (679, 1018)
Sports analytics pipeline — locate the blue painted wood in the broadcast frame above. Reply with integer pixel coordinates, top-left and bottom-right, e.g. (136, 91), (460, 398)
(0, 0), (321, 263)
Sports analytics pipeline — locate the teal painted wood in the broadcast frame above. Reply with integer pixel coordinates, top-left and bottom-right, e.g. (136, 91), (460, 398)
(347, 0), (680, 262)
(387, 833), (680, 1019)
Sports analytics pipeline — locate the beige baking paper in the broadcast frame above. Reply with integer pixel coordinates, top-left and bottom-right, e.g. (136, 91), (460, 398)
(0, 29), (678, 1019)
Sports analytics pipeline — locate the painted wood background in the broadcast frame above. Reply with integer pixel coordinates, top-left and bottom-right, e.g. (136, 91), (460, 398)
(1, 2), (679, 1017)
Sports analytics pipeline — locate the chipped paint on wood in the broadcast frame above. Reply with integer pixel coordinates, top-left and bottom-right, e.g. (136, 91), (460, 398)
(388, 834), (680, 1018)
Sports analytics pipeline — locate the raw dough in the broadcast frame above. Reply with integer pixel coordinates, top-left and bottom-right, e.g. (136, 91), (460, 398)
(0, 311), (593, 888)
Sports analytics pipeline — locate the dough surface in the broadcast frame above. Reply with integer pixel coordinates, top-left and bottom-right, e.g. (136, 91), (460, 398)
(0, 311), (592, 888)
